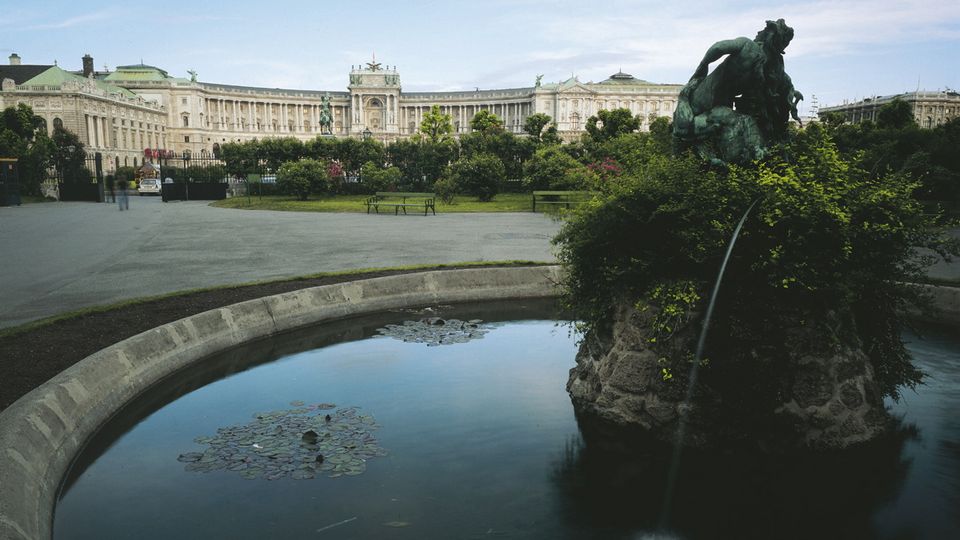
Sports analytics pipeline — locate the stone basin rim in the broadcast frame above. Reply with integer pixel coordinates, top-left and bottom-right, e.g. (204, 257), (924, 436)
(0, 265), (563, 540)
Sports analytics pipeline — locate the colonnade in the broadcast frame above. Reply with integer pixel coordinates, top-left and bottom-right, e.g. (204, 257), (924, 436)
(200, 97), (350, 135)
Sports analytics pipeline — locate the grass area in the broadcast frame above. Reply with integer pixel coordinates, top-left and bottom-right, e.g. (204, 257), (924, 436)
(0, 260), (549, 339)
(210, 193), (536, 213)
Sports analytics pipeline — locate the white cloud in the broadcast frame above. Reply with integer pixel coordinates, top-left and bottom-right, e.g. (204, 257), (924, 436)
(28, 11), (111, 30)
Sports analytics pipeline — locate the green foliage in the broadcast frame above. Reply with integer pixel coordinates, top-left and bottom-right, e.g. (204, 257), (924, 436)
(433, 176), (457, 204)
(220, 141), (260, 178)
(876, 98), (914, 130)
(259, 137), (305, 172)
(448, 153), (504, 201)
(522, 146), (597, 190)
(387, 138), (458, 189)
(419, 105), (454, 143)
(459, 129), (532, 180)
(52, 126), (88, 184)
(648, 116), (673, 155)
(585, 108), (641, 142)
(587, 133), (671, 178)
(360, 161), (401, 193)
(826, 109), (960, 203)
(0, 104), (57, 194)
(338, 138), (385, 175)
(556, 125), (959, 400)
(523, 113), (555, 142)
(277, 159), (329, 200)
(470, 109), (504, 132)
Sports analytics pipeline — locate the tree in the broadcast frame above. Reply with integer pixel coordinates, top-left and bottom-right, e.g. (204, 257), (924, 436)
(0, 104), (56, 194)
(360, 161), (401, 193)
(523, 113), (552, 140)
(470, 109), (504, 132)
(220, 141), (260, 179)
(648, 116), (673, 154)
(337, 137), (385, 176)
(52, 126), (87, 184)
(585, 108), (640, 142)
(419, 105), (454, 143)
(448, 153), (504, 201)
(876, 98), (915, 130)
(523, 145), (596, 190)
(386, 138), (457, 190)
(277, 158), (328, 200)
(259, 137), (304, 171)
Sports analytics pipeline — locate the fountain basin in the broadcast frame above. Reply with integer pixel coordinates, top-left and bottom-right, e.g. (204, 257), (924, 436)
(0, 266), (561, 540)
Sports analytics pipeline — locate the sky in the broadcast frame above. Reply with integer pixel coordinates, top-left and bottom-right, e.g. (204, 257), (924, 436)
(2, 0), (958, 113)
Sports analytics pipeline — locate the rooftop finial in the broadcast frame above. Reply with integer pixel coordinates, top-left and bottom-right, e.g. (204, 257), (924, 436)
(366, 52), (382, 71)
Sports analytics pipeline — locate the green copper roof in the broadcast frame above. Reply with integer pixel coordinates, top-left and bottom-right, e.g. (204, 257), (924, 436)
(22, 65), (137, 98)
(598, 71), (650, 85)
(105, 64), (170, 81)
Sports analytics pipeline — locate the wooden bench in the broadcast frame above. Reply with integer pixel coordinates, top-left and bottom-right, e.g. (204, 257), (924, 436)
(365, 192), (437, 215)
(531, 191), (597, 212)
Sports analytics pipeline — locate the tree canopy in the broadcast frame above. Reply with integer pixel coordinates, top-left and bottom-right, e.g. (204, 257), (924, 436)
(419, 105), (454, 143)
(0, 104), (57, 194)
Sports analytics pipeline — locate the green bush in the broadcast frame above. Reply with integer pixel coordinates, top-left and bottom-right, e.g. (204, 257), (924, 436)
(360, 162), (401, 193)
(555, 124), (959, 400)
(434, 177), (457, 204)
(448, 153), (504, 201)
(277, 159), (329, 200)
(523, 145), (597, 191)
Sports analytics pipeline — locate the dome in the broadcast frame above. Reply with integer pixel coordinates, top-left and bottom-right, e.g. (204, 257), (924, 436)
(599, 71), (649, 85)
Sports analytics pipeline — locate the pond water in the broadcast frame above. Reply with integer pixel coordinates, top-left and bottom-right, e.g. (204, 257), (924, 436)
(55, 301), (960, 539)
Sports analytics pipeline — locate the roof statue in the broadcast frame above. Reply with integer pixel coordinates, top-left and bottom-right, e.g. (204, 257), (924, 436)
(535, 74), (543, 88)
(673, 18), (803, 165)
(187, 69), (198, 82)
(366, 52), (382, 72)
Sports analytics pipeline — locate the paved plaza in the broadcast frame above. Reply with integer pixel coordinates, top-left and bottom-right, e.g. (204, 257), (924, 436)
(0, 199), (562, 329)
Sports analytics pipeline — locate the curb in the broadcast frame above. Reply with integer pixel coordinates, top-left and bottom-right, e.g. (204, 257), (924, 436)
(0, 266), (562, 540)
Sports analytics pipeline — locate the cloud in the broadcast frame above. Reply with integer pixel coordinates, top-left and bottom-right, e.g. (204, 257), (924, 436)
(28, 11), (111, 30)
(529, 0), (960, 74)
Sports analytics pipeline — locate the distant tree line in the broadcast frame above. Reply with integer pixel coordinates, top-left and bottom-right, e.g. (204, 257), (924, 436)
(821, 98), (960, 202)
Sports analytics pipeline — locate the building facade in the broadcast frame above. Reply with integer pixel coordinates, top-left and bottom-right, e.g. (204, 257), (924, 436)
(0, 54), (167, 172)
(819, 91), (960, 128)
(3, 54), (683, 159)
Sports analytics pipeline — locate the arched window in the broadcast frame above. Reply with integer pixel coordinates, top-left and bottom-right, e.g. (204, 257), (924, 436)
(38, 117), (48, 134)
(53, 117), (64, 131)
(182, 114), (189, 128)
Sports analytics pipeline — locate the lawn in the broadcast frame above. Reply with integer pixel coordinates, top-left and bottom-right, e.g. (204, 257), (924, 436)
(210, 193), (538, 213)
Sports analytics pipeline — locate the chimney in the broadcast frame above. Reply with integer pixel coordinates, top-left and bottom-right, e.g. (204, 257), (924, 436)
(9, 53), (21, 65)
(82, 54), (93, 77)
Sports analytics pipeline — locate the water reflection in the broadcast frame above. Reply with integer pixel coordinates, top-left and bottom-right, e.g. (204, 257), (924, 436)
(554, 411), (914, 539)
(553, 325), (960, 540)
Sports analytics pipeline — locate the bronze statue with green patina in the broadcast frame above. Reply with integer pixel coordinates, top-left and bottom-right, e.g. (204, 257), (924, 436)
(673, 19), (803, 164)
(319, 94), (333, 135)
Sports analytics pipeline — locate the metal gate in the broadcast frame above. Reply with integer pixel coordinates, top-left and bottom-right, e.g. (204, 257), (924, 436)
(0, 158), (21, 206)
(58, 152), (104, 202)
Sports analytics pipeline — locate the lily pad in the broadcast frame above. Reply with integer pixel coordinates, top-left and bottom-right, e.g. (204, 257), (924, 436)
(180, 402), (387, 481)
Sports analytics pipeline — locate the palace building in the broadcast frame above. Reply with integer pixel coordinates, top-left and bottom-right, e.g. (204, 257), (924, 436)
(1, 53), (683, 164)
(819, 90), (960, 128)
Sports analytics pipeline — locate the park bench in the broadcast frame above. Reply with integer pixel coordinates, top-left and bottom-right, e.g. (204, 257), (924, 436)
(365, 192), (437, 215)
(531, 191), (597, 212)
